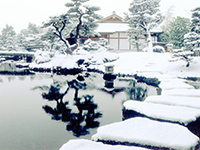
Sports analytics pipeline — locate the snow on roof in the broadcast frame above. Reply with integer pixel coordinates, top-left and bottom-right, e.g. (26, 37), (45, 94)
(123, 100), (200, 125)
(162, 89), (200, 97)
(92, 117), (199, 150)
(59, 139), (149, 150)
(96, 23), (163, 33)
(145, 95), (200, 110)
(96, 23), (129, 33)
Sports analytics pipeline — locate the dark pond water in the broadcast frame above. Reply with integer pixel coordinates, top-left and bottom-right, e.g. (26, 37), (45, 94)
(0, 73), (157, 150)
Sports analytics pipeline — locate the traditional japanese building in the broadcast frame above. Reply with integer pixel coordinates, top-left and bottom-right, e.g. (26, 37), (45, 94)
(96, 12), (164, 50)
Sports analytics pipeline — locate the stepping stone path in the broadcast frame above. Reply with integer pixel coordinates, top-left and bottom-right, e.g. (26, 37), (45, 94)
(60, 74), (200, 150)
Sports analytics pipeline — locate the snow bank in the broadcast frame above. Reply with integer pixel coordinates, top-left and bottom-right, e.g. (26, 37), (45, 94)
(59, 139), (148, 150)
(30, 49), (119, 71)
(113, 52), (200, 77)
(162, 89), (200, 97)
(113, 52), (170, 74)
(123, 100), (200, 125)
(145, 95), (200, 109)
(30, 54), (79, 69)
(92, 117), (199, 150)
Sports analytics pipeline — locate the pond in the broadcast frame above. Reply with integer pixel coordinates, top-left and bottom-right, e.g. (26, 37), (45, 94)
(0, 72), (158, 150)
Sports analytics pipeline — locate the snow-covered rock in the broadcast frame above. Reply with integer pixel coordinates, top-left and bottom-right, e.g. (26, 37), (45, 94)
(92, 117), (199, 150)
(145, 95), (200, 109)
(159, 79), (194, 90)
(59, 139), (149, 150)
(162, 89), (200, 97)
(123, 100), (200, 125)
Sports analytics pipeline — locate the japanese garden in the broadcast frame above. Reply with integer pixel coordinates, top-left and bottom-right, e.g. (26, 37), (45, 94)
(0, 0), (200, 150)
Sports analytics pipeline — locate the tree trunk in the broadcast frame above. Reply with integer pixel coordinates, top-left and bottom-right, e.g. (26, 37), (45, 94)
(147, 30), (153, 52)
(136, 42), (140, 52)
(135, 37), (140, 52)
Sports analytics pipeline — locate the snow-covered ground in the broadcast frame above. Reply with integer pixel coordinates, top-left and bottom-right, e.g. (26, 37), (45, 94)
(30, 49), (200, 78)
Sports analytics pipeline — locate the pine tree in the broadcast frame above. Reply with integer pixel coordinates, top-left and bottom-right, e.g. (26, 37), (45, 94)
(17, 23), (44, 51)
(191, 7), (200, 34)
(184, 32), (200, 51)
(183, 7), (200, 53)
(0, 24), (16, 51)
(168, 17), (191, 49)
(160, 6), (174, 43)
(125, 0), (164, 52)
(43, 14), (71, 50)
(66, 0), (101, 39)
(43, 0), (101, 54)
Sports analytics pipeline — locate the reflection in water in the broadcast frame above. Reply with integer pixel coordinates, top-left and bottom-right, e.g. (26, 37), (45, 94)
(33, 73), (156, 137)
(0, 73), (158, 150)
(41, 75), (102, 137)
(127, 80), (148, 101)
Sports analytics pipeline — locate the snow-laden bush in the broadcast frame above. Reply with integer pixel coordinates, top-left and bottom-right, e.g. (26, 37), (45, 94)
(34, 50), (54, 64)
(170, 48), (194, 67)
(142, 46), (165, 53)
(153, 46), (165, 53)
(98, 38), (108, 47)
(184, 32), (200, 51)
(82, 38), (114, 51)
(83, 39), (102, 51)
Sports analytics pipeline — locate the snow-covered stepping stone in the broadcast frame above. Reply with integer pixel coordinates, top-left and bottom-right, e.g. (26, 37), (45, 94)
(59, 139), (149, 150)
(92, 117), (199, 150)
(159, 79), (194, 90)
(162, 89), (200, 97)
(123, 100), (200, 126)
(145, 95), (200, 109)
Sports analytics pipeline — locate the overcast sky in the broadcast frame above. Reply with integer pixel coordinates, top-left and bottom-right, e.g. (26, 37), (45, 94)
(0, 0), (199, 33)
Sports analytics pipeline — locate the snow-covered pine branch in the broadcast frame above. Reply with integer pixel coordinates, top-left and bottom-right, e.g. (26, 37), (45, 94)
(43, 0), (101, 55)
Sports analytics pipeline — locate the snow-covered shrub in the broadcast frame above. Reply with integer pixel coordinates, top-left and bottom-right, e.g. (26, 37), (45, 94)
(83, 39), (102, 51)
(171, 48), (194, 67)
(184, 32), (200, 51)
(153, 46), (165, 53)
(34, 50), (54, 64)
(98, 38), (108, 47)
(142, 46), (165, 53)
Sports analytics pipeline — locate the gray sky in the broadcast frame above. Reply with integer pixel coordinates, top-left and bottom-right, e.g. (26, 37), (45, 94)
(0, 0), (199, 33)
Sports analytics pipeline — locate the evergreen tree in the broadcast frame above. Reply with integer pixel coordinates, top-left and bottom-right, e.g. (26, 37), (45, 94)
(168, 17), (191, 49)
(0, 24), (16, 51)
(184, 32), (200, 51)
(160, 6), (174, 43)
(43, 14), (72, 50)
(43, 0), (101, 54)
(17, 23), (44, 51)
(183, 7), (200, 53)
(191, 7), (200, 34)
(66, 0), (101, 39)
(125, 0), (164, 52)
